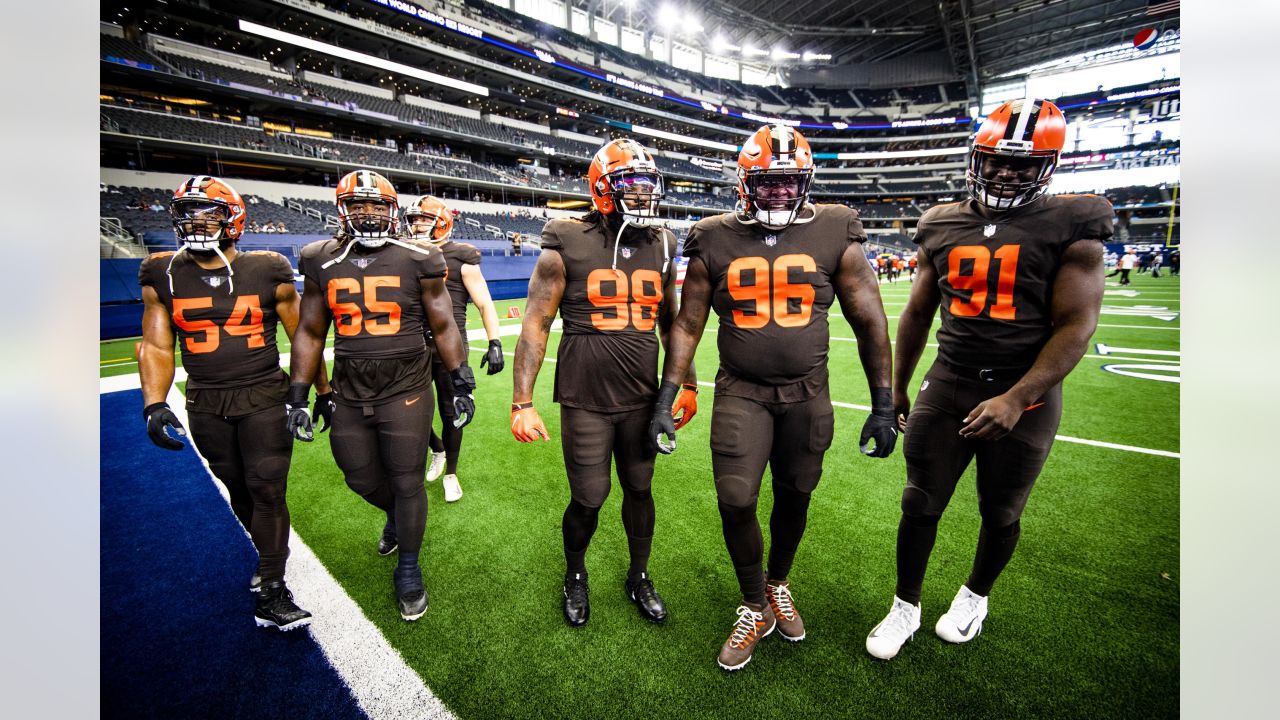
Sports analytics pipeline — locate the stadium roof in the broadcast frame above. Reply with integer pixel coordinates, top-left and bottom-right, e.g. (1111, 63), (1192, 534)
(583, 0), (1180, 91)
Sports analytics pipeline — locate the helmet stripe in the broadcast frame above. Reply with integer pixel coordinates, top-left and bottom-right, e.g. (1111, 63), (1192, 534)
(774, 125), (792, 155)
(1006, 98), (1041, 143)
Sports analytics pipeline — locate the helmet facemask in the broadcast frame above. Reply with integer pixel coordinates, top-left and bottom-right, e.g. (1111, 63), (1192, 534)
(741, 169), (814, 230)
(171, 199), (236, 252)
(605, 170), (664, 227)
(967, 141), (1059, 211)
(339, 198), (398, 247)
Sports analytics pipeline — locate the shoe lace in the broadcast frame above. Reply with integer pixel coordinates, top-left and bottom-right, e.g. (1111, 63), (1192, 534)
(728, 605), (762, 648)
(881, 603), (917, 637)
(767, 583), (796, 620)
(565, 574), (589, 603)
(950, 591), (982, 619)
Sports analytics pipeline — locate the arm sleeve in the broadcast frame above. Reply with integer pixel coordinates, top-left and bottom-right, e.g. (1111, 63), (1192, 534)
(1073, 195), (1115, 243)
(539, 220), (564, 251)
(419, 248), (448, 280)
(461, 244), (482, 265)
(681, 223), (702, 259)
(270, 253), (296, 286)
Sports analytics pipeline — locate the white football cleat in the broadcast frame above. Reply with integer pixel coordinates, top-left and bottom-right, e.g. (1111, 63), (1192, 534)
(442, 474), (463, 503)
(866, 596), (921, 660)
(426, 452), (447, 483)
(935, 585), (988, 643)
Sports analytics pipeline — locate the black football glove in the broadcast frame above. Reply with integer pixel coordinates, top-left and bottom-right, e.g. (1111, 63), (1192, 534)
(480, 339), (505, 375)
(648, 381), (680, 455)
(859, 387), (899, 458)
(286, 383), (314, 442)
(143, 402), (186, 451)
(312, 391), (335, 433)
(450, 365), (477, 429)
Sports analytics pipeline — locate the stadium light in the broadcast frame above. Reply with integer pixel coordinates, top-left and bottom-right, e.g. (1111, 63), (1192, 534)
(657, 5), (678, 29)
(238, 19), (489, 97)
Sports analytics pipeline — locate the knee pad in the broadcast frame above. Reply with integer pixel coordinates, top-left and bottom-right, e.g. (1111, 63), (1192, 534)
(568, 475), (610, 509)
(901, 486), (939, 518)
(715, 475), (759, 509)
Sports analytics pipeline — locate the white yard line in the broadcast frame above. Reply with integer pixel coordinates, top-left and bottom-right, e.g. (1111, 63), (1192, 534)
(103, 377), (456, 720)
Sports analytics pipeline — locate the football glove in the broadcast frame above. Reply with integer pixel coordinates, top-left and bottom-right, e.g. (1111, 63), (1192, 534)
(480, 339), (505, 374)
(450, 365), (477, 428)
(286, 383), (314, 442)
(671, 383), (699, 431)
(143, 401), (186, 451)
(510, 402), (550, 442)
(859, 387), (899, 458)
(648, 381), (680, 455)
(313, 391), (335, 433)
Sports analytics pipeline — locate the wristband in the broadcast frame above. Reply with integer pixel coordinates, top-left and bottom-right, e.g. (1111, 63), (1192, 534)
(142, 401), (169, 421)
(286, 383), (310, 407)
(511, 401), (534, 412)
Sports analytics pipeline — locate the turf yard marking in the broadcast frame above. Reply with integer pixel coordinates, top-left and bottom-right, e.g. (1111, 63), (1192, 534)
(1100, 363), (1181, 384)
(102, 377), (457, 720)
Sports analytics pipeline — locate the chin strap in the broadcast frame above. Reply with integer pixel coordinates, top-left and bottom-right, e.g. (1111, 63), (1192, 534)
(322, 236), (434, 270)
(609, 216), (632, 272)
(166, 237), (235, 294)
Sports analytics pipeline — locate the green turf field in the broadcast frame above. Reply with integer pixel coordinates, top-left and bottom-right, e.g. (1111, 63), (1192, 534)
(101, 272), (1179, 719)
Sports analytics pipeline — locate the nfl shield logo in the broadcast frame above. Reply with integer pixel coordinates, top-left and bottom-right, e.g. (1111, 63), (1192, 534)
(351, 257), (376, 269)
(201, 276), (226, 289)
(983, 224), (997, 238)
(620, 247), (634, 259)
(764, 234), (778, 247)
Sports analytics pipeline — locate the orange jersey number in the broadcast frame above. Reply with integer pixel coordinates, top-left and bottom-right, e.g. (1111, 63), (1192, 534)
(172, 296), (265, 354)
(586, 268), (664, 332)
(946, 244), (1021, 320)
(328, 276), (403, 337)
(726, 254), (817, 329)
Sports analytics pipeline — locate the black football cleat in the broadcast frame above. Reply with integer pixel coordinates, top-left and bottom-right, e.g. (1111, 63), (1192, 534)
(563, 572), (590, 627)
(378, 518), (399, 556)
(249, 572), (262, 593)
(394, 564), (428, 621)
(625, 572), (668, 624)
(254, 582), (312, 632)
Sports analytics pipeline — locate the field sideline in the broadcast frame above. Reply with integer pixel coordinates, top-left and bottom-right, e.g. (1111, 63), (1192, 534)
(100, 273), (1179, 718)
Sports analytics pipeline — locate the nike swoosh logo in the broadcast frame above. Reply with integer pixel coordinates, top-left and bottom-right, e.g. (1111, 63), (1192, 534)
(405, 396), (421, 406)
(956, 617), (979, 636)
(1024, 402), (1044, 411)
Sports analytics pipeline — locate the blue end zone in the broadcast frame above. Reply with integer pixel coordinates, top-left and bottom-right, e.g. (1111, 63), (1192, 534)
(100, 389), (367, 719)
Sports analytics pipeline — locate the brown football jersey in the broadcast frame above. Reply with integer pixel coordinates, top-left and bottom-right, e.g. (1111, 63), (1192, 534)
(139, 250), (294, 392)
(541, 215), (678, 412)
(423, 240), (482, 346)
(298, 238), (447, 403)
(682, 203), (863, 390)
(915, 194), (1113, 369)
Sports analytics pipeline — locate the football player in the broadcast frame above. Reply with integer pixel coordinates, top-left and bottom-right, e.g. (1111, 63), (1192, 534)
(404, 196), (505, 503)
(864, 99), (1111, 660)
(285, 170), (476, 621)
(138, 175), (330, 632)
(512, 138), (696, 628)
(650, 125), (897, 671)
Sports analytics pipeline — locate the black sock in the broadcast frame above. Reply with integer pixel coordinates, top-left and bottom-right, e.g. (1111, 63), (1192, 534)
(442, 422), (463, 475)
(621, 486), (655, 579)
(895, 514), (941, 605)
(427, 429), (445, 454)
(966, 520), (1021, 596)
(562, 499), (599, 576)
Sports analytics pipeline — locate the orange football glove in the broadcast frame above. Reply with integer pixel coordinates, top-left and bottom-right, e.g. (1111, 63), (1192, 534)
(671, 383), (699, 431)
(511, 404), (550, 442)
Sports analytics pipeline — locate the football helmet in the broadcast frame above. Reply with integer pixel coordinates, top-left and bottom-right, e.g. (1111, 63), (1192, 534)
(336, 170), (399, 246)
(736, 124), (815, 230)
(967, 98), (1067, 210)
(404, 195), (454, 243)
(169, 175), (246, 251)
(588, 138), (664, 227)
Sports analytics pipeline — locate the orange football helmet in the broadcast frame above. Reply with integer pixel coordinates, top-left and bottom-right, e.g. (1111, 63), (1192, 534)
(336, 170), (399, 246)
(736, 124), (814, 229)
(404, 195), (454, 242)
(588, 138), (664, 226)
(967, 98), (1067, 210)
(169, 175), (246, 250)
